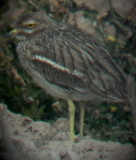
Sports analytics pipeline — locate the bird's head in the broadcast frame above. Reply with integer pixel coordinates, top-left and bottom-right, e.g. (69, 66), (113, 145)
(10, 12), (56, 41)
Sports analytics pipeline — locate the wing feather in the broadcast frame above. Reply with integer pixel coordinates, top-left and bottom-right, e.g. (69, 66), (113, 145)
(29, 25), (127, 100)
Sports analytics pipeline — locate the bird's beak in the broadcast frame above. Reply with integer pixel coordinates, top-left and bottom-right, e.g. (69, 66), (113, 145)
(10, 29), (19, 35)
(2, 29), (19, 40)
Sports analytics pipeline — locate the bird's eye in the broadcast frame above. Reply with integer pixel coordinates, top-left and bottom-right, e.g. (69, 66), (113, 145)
(25, 23), (37, 29)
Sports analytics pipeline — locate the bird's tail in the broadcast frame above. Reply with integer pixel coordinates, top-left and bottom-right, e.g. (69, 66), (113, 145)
(127, 75), (136, 143)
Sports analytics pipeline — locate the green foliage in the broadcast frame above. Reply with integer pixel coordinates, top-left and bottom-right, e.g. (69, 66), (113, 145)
(21, 103), (45, 120)
(83, 9), (97, 21)
(84, 103), (134, 143)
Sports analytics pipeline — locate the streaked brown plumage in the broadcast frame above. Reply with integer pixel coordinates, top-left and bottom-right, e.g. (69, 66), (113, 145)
(11, 12), (130, 141)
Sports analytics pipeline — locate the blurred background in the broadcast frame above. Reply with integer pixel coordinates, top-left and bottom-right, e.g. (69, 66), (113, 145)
(0, 0), (136, 144)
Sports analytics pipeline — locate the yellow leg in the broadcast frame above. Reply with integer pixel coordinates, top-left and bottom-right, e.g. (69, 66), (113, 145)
(67, 99), (75, 142)
(79, 103), (86, 138)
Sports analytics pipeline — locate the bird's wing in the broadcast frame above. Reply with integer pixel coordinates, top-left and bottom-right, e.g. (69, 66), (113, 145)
(30, 26), (127, 100)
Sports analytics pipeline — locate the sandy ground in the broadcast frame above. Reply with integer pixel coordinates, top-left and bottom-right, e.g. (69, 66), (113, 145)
(0, 103), (135, 160)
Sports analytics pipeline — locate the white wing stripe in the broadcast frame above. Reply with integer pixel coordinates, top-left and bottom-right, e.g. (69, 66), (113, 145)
(33, 55), (84, 78)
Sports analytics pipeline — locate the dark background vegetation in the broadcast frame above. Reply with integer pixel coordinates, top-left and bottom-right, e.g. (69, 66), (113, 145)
(0, 0), (136, 144)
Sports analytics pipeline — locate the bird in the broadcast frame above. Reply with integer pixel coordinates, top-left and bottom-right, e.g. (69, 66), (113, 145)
(10, 12), (131, 142)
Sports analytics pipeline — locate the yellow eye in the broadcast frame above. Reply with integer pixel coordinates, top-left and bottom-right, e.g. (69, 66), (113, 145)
(25, 23), (37, 29)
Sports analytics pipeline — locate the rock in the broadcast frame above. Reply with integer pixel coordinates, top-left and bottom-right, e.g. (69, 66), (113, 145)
(0, 103), (136, 160)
